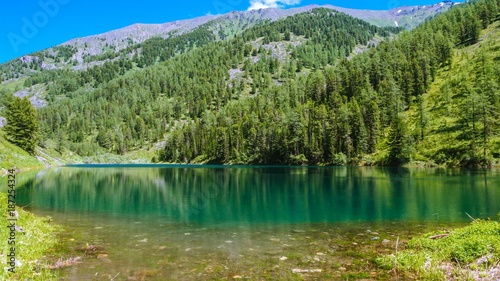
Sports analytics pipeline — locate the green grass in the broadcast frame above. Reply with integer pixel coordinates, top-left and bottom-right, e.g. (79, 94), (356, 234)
(0, 131), (45, 170)
(376, 219), (500, 280)
(0, 192), (61, 280)
(0, 78), (27, 95)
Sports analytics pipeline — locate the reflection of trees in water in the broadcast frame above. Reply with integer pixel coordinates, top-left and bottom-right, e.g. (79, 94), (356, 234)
(15, 167), (500, 224)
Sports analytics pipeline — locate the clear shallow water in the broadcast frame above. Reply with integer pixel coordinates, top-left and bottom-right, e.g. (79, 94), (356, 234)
(7, 166), (500, 280)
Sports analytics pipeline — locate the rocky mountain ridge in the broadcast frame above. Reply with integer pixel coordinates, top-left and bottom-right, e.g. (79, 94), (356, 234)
(1, 1), (456, 73)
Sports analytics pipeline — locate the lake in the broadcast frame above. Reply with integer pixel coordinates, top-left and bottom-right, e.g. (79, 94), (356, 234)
(10, 166), (500, 280)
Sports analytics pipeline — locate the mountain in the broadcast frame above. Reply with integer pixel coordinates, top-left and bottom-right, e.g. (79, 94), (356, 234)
(0, 2), (455, 79)
(62, 2), (456, 58)
(1, 0), (499, 169)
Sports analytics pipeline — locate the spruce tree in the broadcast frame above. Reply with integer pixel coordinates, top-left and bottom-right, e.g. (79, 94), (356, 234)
(3, 97), (39, 154)
(387, 115), (412, 165)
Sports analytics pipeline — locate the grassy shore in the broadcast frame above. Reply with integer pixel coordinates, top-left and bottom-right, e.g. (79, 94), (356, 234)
(0, 131), (45, 171)
(377, 218), (500, 280)
(0, 192), (61, 280)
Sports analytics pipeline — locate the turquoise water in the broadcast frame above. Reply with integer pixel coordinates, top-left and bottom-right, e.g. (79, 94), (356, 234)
(15, 166), (500, 223)
(9, 166), (500, 279)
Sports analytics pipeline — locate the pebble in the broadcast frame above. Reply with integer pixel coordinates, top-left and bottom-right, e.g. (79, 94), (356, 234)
(292, 268), (322, 273)
(371, 236), (380, 240)
(280, 256), (288, 261)
(225, 240), (233, 244)
(382, 239), (391, 244)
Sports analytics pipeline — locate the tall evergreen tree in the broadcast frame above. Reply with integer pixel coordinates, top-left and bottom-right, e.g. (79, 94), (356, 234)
(3, 97), (39, 154)
(387, 115), (412, 165)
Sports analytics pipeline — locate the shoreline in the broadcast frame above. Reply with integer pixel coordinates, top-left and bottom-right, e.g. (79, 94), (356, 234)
(0, 192), (63, 280)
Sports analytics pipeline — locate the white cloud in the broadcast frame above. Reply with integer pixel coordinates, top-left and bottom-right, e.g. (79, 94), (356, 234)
(248, 0), (301, 11)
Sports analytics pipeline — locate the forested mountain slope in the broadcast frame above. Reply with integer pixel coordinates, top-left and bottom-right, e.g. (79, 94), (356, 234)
(29, 9), (397, 161)
(412, 20), (500, 167)
(0, 2), (454, 82)
(0, 0), (499, 168)
(157, 0), (500, 167)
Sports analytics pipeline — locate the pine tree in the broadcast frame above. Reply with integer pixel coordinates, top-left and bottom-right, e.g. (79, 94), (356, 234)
(3, 97), (39, 154)
(387, 115), (412, 165)
(365, 99), (381, 153)
(349, 100), (368, 157)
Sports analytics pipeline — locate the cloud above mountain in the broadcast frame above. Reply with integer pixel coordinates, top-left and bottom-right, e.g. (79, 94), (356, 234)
(248, 0), (301, 10)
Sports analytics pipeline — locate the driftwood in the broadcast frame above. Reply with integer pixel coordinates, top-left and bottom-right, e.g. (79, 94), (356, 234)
(465, 212), (477, 222)
(429, 234), (449, 240)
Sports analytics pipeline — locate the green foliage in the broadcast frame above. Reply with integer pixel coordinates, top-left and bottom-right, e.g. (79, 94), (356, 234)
(376, 220), (500, 280)
(3, 97), (39, 154)
(387, 115), (412, 164)
(416, 18), (500, 167)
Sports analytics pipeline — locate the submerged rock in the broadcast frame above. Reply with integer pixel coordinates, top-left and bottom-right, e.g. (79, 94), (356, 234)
(49, 257), (82, 269)
(291, 268), (322, 273)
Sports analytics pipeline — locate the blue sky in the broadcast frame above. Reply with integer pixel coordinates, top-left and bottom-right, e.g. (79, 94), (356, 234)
(1, 0), (440, 63)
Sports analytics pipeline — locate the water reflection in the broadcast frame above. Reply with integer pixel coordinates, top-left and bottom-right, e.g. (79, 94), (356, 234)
(13, 166), (500, 224)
